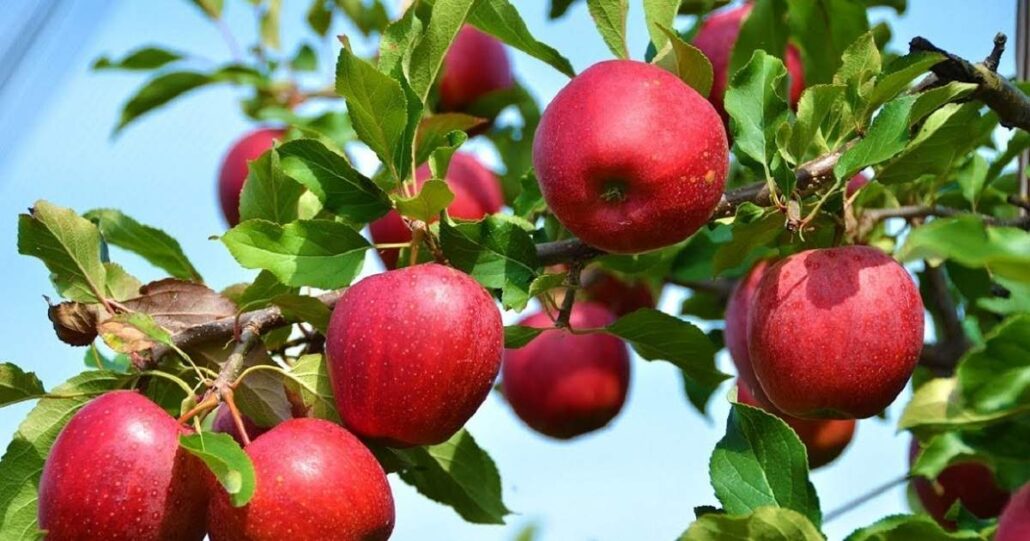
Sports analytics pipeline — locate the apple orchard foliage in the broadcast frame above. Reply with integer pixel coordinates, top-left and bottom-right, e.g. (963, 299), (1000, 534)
(2, 0), (1030, 539)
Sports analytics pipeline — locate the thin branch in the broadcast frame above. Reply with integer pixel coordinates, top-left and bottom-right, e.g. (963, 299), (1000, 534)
(918, 263), (970, 376)
(857, 205), (1030, 239)
(554, 262), (582, 328)
(823, 475), (911, 523)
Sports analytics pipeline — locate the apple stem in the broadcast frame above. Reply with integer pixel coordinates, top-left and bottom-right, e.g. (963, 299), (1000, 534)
(222, 388), (252, 446)
(177, 393), (219, 425)
(554, 262), (583, 328)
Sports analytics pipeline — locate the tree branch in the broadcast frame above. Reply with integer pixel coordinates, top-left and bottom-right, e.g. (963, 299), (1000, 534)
(857, 205), (1030, 238)
(918, 263), (970, 376)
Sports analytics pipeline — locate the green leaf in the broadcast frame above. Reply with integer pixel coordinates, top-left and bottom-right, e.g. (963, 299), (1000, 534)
(528, 272), (567, 298)
(908, 432), (979, 480)
(179, 432), (255, 507)
(407, 0), (476, 100)
(337, 0), (390, 36)
(653, 25), (714, 97)
(897, 216), (1030, 285)
(93, 47), (183, 71)
(504, 325), (545, 349)
(440, 215), (539, 310)
(84, 209), (202, 281)
(725, 51), (790, 185)
(335, 47), (413, 182)
(787, 0), (870, 86)
(710, 402), (821, 527)
(97, 312), (174, 354)
(956, 314), (1030, 414)
(18, 200), (107, 303)
(307, 0), (332, 36)
(833, 95), (916, 180)
(784, 84), (846, 163)
(83, 344), (132, 373)
(428, 131), (468, 179)
(642, 0), (681, 53)
(238, 270), (295, 311)
(468, 0), (575, 77)
(284, 354), (340, 422)
(378, 5), (423, 78)
(238, 149), (305, 225)
(586, 0), (629, 59)
(0, 371), (129, 540)
(259, 0), (282, 50)
(844, 514), (984, 541)
(899, 378), (1017, 432)
(712, 209), (782, 276)
(188, 0), (224, 19)
(291, 44), (318, 71)
(394, 180), (455, 222)
(395, 429), (511, 524)
(957, 153), (988, 209)
(512, 171), (545, 219)
(606, 309), (728, 413)
(103, 262), (143, 301)
(221, 219), (370, 289)
(875, 102), (982, 185)
(832, 32), (882, 121)
(680, 507), (824, 541)
(865, 51), (944, 114)
(415, 114), (485, 165)
(908, 82), (977, 128)
(270, 294), (332, 334)
(0, 364), (45, 408)
(115, 72), (214, 133)
(277, 139), (391, 224)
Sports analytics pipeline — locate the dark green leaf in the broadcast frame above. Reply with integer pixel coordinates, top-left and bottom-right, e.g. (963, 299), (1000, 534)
(93, 47), (183, 71)
(396, 429), (511, 524)
(866, 51), (944, 114)
(222, 219), (370, 289)
(712, 210), (782, 276)
(897, 216), (1030, 284)
(875, 103), (982, 185)
(468, 0), (575, 77)
(725, 51), (790, 186)
(843, 514), (984, 541)
(239, 149), (305, 225)
(833, 95), (916, 180)
(606, 309), (727, 412)
(337, 0), (390, 36)
(587, 0), (629, 59)
(306, 0), (332, 35)
(277, 139), (391, 223)
(787, 0), (870, 86)
(680, 506), (824, 541)
(0, 364), (45, 408)
(115, 72), (214, 133)
(909, 82), (977, 129)
(504, 325), (544, 348)
(18, 200), (107, 303)
(440, 215), (539, 310)
(710, 402), (821, 526)
(271, 294), (332, 334)
(378, 6), (423, 78)
(238, 270), (295, 311)
(512, 171), (545, 219)
(85, 209), (201, 281)
(179, 432), (255, 507)
(957, 314), (1030, 414)
(784, 84), (846, 163)
(407, 0), (476, 102)
(291, 44), (318, 72)
(832, 32), (881, 122)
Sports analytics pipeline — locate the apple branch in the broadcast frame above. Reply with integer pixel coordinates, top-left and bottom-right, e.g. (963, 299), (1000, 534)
(918, 263), (971, 376)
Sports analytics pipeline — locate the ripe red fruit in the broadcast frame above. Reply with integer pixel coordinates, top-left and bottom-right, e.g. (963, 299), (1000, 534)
(737, 383), (855, 469)
(909, 440), (1009, 529)
(39, 391), (208, 541)
(369, 152), (503, 269)
(748, 246), (924, 418)
(846, 173), (871, 197)
(724, 259), (772, 405)
(533, 59), (728, 253)
(997, 483), (1030, 541)
(327, 263), (503, 446)
(439, 25), (514, 112)
(208, 418), (394, 541)
(211, 405), (269, 445)
(218, 128), (285, 226)
(502, 303), (630, 439)
(692, 3), (805, 123)
(580, 270), (656, 317)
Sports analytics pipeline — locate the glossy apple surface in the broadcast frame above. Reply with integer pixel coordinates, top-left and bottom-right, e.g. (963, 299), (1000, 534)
(910, 440), (1009, 530)
(997, 482), (1030, 541)
(724, 259), (772, 405)
(218, 128), (284, 226)
(439, 25), (514, 112)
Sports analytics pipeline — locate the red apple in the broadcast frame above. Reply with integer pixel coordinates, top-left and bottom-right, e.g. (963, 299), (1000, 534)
(846, 173), (871, 197)
(369, 152), (503, 268)
(580, 270), (656, 317)
(326, 263), (503, 446)
(502, 303), (630, 439)
(724, 259), (772, 405)
(38, 391), (208, 540)
(748, 246), (924, 418)
(211, 404), (269, 445)
(533, 59), (728, 254)
(910, 439), (1009, 529)
(218, 128), (285, 226)
(208, 418), (394, 541)
(692, 3), (805, 124)
(737, 382), (855, 469)
(997, 483), (1030, 541)
(439, 25), (514, 113)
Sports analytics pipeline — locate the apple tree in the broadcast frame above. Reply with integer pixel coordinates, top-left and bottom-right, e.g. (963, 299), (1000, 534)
(2, 0), (1030, 539)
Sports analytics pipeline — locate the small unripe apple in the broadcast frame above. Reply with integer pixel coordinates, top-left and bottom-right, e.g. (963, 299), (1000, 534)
(39, 391), (209, 540)
(210, 405), (269, 445)
(502, 303), (630, 439)
(208, 418), (394, 541)
(327, 263), (503, 446)
(909, 440), (1009, 530)
(692, 3), (805, 123)
(369, 152), (503, 269)
(997, 482), (1030, 541)
(846, 173), (871, 197)
(580, 270), (656, 317)
(724, 259), (772, 405)
(439, 26), (514, 113)
(737, 383), (855, 469)
(533, 59), (728, 253)
(748, 246), (924, 418)
(218, 128), (285, 226)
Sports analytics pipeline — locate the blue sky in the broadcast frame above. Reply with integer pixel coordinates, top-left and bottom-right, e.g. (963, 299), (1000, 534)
(0, 1), (1017, 539)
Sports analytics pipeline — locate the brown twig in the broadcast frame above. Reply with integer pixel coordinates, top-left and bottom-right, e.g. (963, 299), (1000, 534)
(918, 263), (971, 376)
(856, 205), (1030, 239)
(554, 262), (583, 328)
